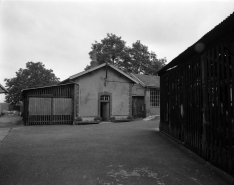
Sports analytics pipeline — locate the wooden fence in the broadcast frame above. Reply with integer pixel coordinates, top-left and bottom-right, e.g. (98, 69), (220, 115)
(22, 83), (75, 125)
(159, 21), (234, 175)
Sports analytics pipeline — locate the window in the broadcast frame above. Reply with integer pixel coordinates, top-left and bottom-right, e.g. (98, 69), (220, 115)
(100, 95), (110, 101)
(150, 88), (160, 107)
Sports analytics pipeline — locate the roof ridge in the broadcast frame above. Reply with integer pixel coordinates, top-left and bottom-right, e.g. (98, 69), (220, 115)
(132, 73), (159, 77)
(61, 63), (138, 84)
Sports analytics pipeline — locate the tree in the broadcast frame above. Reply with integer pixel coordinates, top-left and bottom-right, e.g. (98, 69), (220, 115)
(128, 41), (166, 75)
(85, 33), (127, 70)
(4, 62), (60, 105)
(85, 33), (166, 75)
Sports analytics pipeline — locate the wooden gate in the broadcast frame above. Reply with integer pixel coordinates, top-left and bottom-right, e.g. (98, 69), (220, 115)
(132, 96), (145, 118)
(22, 83), (75, 125)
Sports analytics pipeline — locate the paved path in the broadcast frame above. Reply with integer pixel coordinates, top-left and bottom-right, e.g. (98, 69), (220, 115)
(0, 127), (11, 143)
(0, 116), (23, 147)
(0, 120), (230, 185)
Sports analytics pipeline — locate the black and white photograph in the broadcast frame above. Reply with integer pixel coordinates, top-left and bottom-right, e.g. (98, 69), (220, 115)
(0, 0), (233, 184)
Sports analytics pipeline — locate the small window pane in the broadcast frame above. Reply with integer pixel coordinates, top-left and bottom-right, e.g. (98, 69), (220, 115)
(150, 88), (160, 107)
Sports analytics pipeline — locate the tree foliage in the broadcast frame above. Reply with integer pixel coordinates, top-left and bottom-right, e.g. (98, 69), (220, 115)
(4, 62), (60, 105)
(85, 33), (166, 75)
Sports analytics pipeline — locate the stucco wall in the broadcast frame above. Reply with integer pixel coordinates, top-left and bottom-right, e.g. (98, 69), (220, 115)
(145, 89), (160, 116)
(74, 67), (132, 120)
(132, 84), (144, 96)
(132, 84), (160, 117)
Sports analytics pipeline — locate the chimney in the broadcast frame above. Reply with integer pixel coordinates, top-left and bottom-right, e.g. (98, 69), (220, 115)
(90, 47), (98, 68)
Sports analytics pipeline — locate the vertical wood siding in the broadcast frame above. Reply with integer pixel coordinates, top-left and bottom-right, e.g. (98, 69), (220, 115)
(23, 84), (75, 125)
(29, 98), (51, 115)
(160, 34), (234, 175)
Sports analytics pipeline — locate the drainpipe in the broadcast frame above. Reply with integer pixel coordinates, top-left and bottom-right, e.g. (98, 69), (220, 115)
(104, 62), (108, 86)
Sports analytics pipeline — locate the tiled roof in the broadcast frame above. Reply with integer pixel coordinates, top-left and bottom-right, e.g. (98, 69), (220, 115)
(131, 73), (160, 88)
(60, 63), (139, 84)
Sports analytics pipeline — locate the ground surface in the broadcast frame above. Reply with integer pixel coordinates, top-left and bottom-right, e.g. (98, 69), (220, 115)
(0, 117), (230, 185)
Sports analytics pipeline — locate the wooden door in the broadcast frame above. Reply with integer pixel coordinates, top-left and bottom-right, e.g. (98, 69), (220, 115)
(132, 96), (145, 118)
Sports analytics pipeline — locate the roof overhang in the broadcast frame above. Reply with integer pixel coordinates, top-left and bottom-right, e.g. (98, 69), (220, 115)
(130, 73), (146, 87)
(0, 84), (8, 94)
(158, 12), (234, 76)
(21, 83), (76, 93)
(60, 63), (139, 84)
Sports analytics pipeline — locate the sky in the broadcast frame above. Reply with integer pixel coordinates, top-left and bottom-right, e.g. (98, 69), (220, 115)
(0, 0), (234, 102)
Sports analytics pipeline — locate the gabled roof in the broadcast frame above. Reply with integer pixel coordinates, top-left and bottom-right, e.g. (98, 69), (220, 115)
(158, 11), (234, 76)
(130, 73), (160, 88)
(0, 84), (8, 94)
(60, 63), (139, 84)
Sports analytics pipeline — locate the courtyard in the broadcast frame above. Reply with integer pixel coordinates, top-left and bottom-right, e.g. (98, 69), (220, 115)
(0, 117), (230, 185)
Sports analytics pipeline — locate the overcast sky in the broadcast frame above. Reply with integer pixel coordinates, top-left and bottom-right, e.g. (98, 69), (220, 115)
(0, 0), (234, 102)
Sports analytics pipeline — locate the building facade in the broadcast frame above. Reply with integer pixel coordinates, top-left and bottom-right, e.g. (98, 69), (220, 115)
(130, 74), (160, 118)
(61, 63), (138, 121)
(22, 63), (138, 125)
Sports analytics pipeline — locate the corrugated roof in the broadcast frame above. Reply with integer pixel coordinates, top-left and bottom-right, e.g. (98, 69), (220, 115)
(0, 84), (8, 94)
(158, 11), (234, 76)
(130, 73), (160, 88)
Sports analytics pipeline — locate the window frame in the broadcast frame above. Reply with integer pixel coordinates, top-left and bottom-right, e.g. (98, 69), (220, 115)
(149, 88), (160, 107)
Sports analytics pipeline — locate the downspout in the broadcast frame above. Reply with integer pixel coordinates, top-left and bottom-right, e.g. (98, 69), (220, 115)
(104, 62), (108, 86)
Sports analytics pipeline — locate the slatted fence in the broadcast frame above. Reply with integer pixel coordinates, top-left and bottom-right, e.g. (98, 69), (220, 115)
(159, 14), (234, 176)
(22, 83), (75, 125)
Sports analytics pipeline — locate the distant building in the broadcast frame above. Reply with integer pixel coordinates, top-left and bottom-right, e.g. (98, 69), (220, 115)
(0, 84), (8, 113)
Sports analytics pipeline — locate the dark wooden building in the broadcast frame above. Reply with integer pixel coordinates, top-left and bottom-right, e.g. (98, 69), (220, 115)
(158, 12), (234, 176)
(22, 83), (76, 125)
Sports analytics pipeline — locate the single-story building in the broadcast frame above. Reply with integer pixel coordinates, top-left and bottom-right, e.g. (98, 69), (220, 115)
(0, 84), (9, 113)
(130, 73), (160, 118)
(22, 62), (138, 125)
(60, 62), (138, 121)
